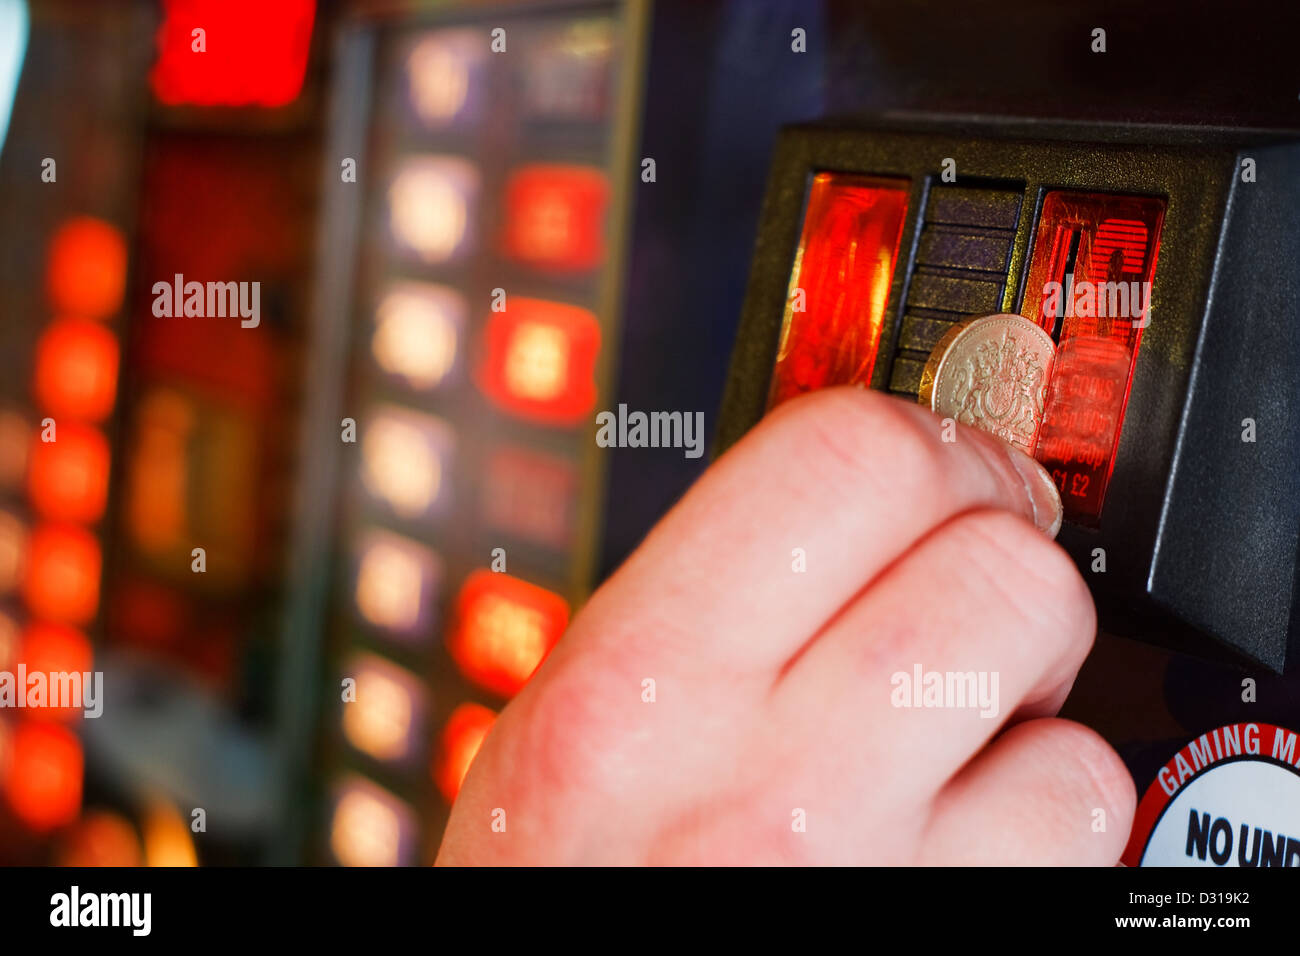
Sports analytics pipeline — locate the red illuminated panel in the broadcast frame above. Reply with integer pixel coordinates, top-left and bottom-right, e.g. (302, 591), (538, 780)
(46, 218), (127, 320)
(150, 0), (316, 107)
(1021, 192), (1166, 525)
(478, 298), (600, 426)
(27, 423), (110, 524)
(33, 318), (119, 423)
(22, 524), (101, 625)
(5, 721), (82, 831)
(17, 623), (93, 721)
(768, 173), (910, 409)
(502, 165), (608, 272)
(449, 571), (569, 698)
(434, 702), (497, 803)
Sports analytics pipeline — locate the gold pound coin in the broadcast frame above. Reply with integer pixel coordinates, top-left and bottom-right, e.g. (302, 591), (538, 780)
(918, 313), (1056, 453)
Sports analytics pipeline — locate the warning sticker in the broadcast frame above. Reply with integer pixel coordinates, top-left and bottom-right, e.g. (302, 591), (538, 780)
(1123, 722), (1300, 867)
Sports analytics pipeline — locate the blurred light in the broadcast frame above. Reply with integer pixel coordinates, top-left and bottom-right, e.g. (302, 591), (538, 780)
(372, 283), (463, 390)
(27, 423), (110, 524)
(22, 523), (100, 625)
(407, 29), (482, 126)
(522, 17), (614, 121)
(0, 408), (29, 490)
(45, 217), (127, 321)
(502, 164), (608, 272)
(150, 0), (315, 107)
(449, 571), (569, 698)
(478, 298), (600, 425)
(330, 778), (414, 867)
(388, 156), (478, 264)
(0, 610), (18, 670)
(360, 407), (454, 520)
(142, 798), (198, 866)
(342, 654), (424, 763)
(33, 317), (120, 422)
(0, 0), (28, 158)
(5, 720), (82, 832)
(17, 622), (92, 721)
(0, 510), (25, 595)
(125, 389), (195, 554)
(57, 811), (143, 867)
(354, 532), (440, 638)
(483, 446), (576, 550)
(434, 702), (496, 803)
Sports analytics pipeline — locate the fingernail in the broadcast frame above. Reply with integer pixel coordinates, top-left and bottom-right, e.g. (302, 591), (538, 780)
(1005, 445), (1063, 538)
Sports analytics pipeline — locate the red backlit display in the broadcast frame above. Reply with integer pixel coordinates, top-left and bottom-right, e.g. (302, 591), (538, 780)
(768, 173), (910, 409)
(501, 164), (609, 272)
(477, 298), (601, 426)
(448, 571), (569, 698)
(150, 0), (316, 108)
(1021, 191), (1165, 525)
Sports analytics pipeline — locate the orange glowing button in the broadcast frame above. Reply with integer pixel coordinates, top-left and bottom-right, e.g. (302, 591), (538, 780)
(449, 571), (569, 698)
(27, 423), (110, 524)
(1020, 191), (1166, 525)
(478, 298), (600, 426)
(33, 318), (120, 423)
(434, 702), (497, 803)
(502, 164), (609, 272)
(16, 623), (93, 721)
(5, 721), (82, 832)
(22, 524), (101, 625)
(768, 173), (910, 410)
(46, 217), (127, 321)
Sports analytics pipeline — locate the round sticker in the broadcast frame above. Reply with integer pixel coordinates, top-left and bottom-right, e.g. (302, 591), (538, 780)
(1123, 722), (1300, 867)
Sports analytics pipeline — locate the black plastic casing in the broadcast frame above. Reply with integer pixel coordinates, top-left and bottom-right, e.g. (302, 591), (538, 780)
(716, 115), (1300, 672)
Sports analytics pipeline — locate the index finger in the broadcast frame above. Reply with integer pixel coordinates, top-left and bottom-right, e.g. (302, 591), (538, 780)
(579, 386), (1063, 677)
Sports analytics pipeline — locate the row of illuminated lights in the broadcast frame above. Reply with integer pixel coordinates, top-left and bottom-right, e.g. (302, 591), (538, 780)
(330, 569), (567, 867)
(0, 216), (126, 836)
(388, 158), (608, 275)
(399, 19), (615, 130)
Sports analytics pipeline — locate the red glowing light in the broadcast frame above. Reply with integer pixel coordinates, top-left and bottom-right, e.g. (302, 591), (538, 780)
(449, 571), (569, 698)
(502, 164), (609, 272)
(150, 0), (316, 108)
(768, 173), (910, 409)
(22, 524), (101, 625)
(17, 623), (93, 721)
(5, 721), (83, 832)
(33, 318), (119, 423)
(434, 702), (497, 803)
(1021, 191), (1166, 525)
(27, 423), (110, 524)
(477, 298), (600, 426)
(46, 217), (128, 320)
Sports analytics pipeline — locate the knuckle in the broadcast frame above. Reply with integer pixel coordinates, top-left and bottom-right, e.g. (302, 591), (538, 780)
(777, 387), (947, 500)
(952, 510), (1095, 637)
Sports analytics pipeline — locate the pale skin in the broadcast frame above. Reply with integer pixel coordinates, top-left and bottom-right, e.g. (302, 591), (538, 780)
(437, 386), (1137, 865)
